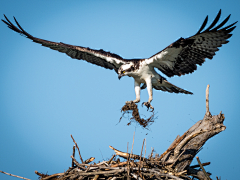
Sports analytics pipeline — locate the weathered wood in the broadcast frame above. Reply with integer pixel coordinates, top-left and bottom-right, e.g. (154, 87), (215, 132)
(72, 145), (75, 168)
(0, 170), (30, 180)
(164, 113), (225, 173)
(71, 134), (84, 163)
(158, 85), (226, 180)
(205, 85), (211, 117)
(196, 157), (211, 180)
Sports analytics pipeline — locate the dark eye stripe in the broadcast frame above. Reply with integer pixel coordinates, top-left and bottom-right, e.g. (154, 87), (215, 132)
(125, 66), (135, 72)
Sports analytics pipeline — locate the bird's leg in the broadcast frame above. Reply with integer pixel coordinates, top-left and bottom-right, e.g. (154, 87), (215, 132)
(142, 78), (154, 111)
(126, 80), (141, 104)
(133, 80), (141, 103)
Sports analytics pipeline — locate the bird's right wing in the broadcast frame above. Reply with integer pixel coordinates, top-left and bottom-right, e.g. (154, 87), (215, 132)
(2, 15), (128, 72)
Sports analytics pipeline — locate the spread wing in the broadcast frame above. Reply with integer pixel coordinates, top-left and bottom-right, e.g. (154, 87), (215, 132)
(2, 15), (127, 73)
(146, 10), (237, 77)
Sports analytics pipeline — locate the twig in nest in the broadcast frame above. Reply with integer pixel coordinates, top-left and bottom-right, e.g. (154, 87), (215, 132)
(107, 155), (116, 165)
(110, 161), (129, 167)
(41, 173), (64, 180)
(131, 131), (135, 155)
(138, 139), (146, 178)
(131, 173), (143, 180)
(0, 170), (30, 180)
(84, 157), (95, 164)
(93, 174), (99, 180)
(190, 162), (210, 168)
(71, 134), (84, 163)
(205, 84), (212, 117)
(35, 171), (49, 178)
(120, 101), (154, 128)
(72, 145), (76, 167)
(71, 155), (86, 170)
(196, 156), (211, 180)
(109, 146), (148, 162)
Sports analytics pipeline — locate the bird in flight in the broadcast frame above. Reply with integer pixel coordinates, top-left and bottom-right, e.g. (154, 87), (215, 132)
(2, 10), (237, 110)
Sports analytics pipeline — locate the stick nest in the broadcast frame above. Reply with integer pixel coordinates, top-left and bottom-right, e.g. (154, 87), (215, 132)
(34, 132), (214, 180)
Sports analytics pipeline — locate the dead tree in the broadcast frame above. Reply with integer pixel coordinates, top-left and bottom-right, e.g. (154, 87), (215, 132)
(157, 85), (225, 179)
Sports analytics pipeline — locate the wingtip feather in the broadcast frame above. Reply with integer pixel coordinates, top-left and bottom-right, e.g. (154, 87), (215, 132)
(202, 9), (222, 33)
(196, 15), (208, 35)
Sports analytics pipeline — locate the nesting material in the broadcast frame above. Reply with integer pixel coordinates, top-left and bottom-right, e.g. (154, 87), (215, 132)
(120, 101), (154, 128)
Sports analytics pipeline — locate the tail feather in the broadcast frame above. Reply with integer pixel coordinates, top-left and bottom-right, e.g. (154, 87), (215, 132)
(154, 80), (193, 94)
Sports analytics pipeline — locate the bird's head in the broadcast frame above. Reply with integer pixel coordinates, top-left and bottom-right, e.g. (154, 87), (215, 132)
(118, 63), (134, 80)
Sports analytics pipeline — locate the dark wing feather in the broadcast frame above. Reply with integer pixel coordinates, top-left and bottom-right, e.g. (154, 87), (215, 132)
(146, 10), (237, 77)
(2, 15), (127, 72)
(153, 80), (193, 94)
(195, 15), (208, 35)
(200, 9), (222, 33)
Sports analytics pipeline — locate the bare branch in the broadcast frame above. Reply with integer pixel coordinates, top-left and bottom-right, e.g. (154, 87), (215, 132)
(196, 157), (211, 180)
(72, 145), (76, 167)
(71, 134), (84, 163)
(205, 84), (212, 117)
(0, 170), (30, 180)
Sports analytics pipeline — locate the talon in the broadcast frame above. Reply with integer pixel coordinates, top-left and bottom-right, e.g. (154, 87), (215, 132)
(142, 102), (154, 111)
(150, 106), (154, 112)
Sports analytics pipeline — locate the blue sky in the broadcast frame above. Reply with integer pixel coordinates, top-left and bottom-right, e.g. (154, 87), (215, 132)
(0, 1), (239, 179)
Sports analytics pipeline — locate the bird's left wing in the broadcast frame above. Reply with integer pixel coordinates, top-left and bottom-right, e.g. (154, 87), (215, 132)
(145, 10), (237, 77)
(2, 15), (127, 72)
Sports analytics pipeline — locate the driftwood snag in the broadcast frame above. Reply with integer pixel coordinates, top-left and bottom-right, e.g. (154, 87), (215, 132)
(120, 101), (154, 128)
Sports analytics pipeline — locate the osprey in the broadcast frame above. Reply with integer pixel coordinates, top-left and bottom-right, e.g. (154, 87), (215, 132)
(2, 10), (237, 109)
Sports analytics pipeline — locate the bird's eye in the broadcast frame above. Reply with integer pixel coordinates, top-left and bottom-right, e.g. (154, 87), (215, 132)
(123, 71), (125, 74)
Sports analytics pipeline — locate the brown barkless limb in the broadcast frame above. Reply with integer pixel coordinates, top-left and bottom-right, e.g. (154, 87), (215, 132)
(149, 147), (154, 159)
(131, 131), (135, 155)
(109, 145), (148, 162)
(190, 162), (210, 168)
(196, 157), (211, 180)
(71, 134), (84, 163)
(72, 145), (76, 167)
(126, 141), (130, 180)
(77, 169), (125, 176)
(131, 173), (143, 180)
(34, 171), (49, 178)
(205, 84), (211, 117)
(93, 174), (99, 180)
(138, 139), (146, 179)
(0, 170), (30, 180)
(84, 157), (95, 164)
(107, 155), (115, 165)
(41, 173), (64, 180)
(71, 155), (86, 170)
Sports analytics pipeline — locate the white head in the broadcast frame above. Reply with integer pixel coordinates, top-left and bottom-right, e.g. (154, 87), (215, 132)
(118, 63), (134, 80)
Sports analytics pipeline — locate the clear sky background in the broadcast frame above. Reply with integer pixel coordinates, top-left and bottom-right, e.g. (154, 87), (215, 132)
(0, 1), (239, 179)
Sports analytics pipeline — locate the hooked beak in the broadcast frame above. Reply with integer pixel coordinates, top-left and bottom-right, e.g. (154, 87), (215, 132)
(118, 74), (123, 80)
